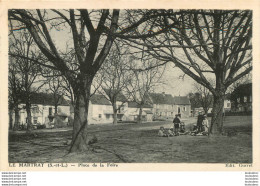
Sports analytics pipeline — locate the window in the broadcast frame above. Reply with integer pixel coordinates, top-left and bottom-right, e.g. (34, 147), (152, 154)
(227, 103), (231, 108)
(98, 114), (102, 118)
(244, 96), (247, 103)
(49, 107), (53, 116)
(33, 117), (38, 124)
(249, 96), (252, 102)
(32, 107), (39, 114)
(183, 106), (186, 111)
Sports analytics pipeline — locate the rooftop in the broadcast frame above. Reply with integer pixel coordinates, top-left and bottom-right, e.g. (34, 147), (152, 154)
(103, 89), (128, 102)
(128, 101), (153, 108)
(149, 93), (191, 105)
(21, 92), (70, 106)
(149, 92), (175, 105)
(173, 96), (191, 105)
(90, 94), (111, 105)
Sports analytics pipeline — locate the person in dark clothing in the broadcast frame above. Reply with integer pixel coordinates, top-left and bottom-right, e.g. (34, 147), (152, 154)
(173, 114), (181, 135)
(197, 112), (204, 132)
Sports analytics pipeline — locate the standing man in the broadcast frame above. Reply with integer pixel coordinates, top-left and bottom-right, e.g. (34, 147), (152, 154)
(197, 112), (204, 133)
(173, 114), (181, 135)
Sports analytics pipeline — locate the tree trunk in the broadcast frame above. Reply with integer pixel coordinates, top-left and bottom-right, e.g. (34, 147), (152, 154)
(137, 105), (143, 124)
(26, 101), (32, 131)
(70, 77), (93, 152)
(70, 97), (88, 152)
(203, 107), (209, 115)
(9, 110), (13, 130)
(13, 105), (19, 131)
(54, 104), (58, 114)
(112, 101), (117, 125)
(209, 60), (226, 135)
(210, 94), (225, 134)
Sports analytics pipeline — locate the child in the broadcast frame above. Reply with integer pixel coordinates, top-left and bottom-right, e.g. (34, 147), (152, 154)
(173, 114), (181, 136)
(166, 128), (174, 137)
(191, 124), (198, 136)
(158, 127), (167, 137)
(179, 122), (185, 133)
(202, 115), (209, 134)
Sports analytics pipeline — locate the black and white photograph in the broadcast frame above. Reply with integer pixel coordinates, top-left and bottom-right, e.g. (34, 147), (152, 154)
(6, 9), (253, 164)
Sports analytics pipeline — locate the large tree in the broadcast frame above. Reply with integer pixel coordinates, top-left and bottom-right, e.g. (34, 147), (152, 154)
(9, 9), (175, 151)
(8, 57), (23, 130)
(9, 31), (44, 131)
(122, 10), (252, 134)
(193, 82), (214, 114)
(127, 58), (164, 124)
(43, 70), (66, 114)
(95, 45), (131, 125)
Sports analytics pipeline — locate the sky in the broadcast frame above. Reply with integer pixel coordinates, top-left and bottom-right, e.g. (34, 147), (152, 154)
(9, 10), (198, 98)
(154, 63), (195, 96)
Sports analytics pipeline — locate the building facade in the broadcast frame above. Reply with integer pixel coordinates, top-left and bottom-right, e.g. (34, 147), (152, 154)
(150, 93), (191, 119)
(88, 94), (128, 124)
(150, 92), (176, 119)
(172, 96), (192, 118)
(125, 101), (153, 122)
(231, 83), (252, 112)
(10, 92), (70, 129)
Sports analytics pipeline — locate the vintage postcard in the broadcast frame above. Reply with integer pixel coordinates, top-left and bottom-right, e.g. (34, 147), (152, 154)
(0, 0), (259, 171)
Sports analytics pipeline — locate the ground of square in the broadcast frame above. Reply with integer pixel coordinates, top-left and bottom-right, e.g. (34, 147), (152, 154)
(8, 116), (252, 163)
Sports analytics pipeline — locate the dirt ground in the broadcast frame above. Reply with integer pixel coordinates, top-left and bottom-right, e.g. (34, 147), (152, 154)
(8, 116), (252, 163)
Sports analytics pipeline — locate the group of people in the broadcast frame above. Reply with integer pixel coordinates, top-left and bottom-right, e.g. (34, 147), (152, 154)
(191, 112), (209, 136)
(158, 114), (187, 137)
(158, 127), (174, 137)
(158, 112), (209, 137)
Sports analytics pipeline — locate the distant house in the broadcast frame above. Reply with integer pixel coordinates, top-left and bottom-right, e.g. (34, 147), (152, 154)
(149, 92), (175, 119)
(72, 94), (128, 125)
(231, 83), (252, 112)
(71, 92), (192, 125)
(192, 100), (231, 117)
(149, 92), (191, 118)
(10, 92), (70, 128)
(172, 96), (191, 118)
(190, 93), (231, 117)
(224, 99), (231, 112)
(88, 94), (113, 124)
(125, 101), (153, 122)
